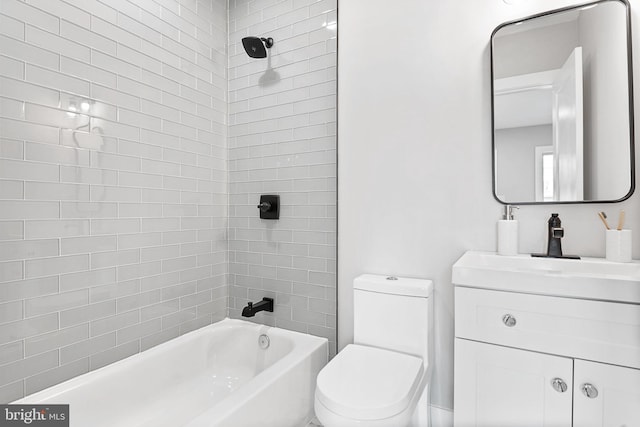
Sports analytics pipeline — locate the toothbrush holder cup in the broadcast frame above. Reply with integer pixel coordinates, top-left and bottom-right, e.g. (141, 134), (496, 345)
(606, 229), (632, 263)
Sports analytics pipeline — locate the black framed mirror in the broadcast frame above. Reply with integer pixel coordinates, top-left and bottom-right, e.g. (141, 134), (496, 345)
(491, 0), (635, 204)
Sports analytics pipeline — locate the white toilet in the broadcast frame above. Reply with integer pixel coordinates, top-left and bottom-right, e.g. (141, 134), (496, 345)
(314, 274), (434, 427)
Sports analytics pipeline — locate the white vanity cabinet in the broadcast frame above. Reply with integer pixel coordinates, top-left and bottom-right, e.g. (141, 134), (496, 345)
(452, 251), (640, 427)
(573, 360), (640, 427)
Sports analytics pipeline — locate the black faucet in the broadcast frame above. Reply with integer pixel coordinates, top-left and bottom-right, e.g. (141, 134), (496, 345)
(546, 213), (564, 257)
(531, 213), (580, 260)
(241, 298), (274, 317)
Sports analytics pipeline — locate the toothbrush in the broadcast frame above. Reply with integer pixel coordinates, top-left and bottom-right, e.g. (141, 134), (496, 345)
(598, 211), (611, 230)
(617, 210), (625, 231)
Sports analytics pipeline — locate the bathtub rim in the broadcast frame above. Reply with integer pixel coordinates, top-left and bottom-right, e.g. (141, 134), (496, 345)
(13, 317), (329, 405)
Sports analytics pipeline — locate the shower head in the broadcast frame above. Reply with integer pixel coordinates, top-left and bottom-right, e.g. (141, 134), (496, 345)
(241, 36), (274, 59)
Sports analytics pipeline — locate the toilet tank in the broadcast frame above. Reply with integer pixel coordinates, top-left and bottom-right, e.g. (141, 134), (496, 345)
(353, 274), (433, 361)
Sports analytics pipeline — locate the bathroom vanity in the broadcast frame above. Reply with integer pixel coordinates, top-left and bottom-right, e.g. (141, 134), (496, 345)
(452, 251), (640, 426)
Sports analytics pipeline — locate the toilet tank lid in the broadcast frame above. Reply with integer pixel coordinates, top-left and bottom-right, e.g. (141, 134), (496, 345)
(354, 274), (433, 297)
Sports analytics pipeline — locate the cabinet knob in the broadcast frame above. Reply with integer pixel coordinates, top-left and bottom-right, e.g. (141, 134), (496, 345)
(581, 383), (599, 399)
(502, 314), (517, 327)
(551, 378), (568, 393)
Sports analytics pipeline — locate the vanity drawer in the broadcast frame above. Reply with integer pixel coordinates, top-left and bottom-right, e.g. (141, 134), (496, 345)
(455, 286), (640, 368)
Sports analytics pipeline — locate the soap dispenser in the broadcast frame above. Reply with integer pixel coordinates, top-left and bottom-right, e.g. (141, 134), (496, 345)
(497, 205), (519, 256)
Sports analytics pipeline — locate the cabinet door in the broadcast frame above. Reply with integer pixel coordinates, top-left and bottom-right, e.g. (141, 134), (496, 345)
(573, 360), (640, 427)
(454, 339), (573, 427)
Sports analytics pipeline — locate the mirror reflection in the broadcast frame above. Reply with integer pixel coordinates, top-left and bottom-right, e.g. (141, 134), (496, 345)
(492, 0), (634, 204)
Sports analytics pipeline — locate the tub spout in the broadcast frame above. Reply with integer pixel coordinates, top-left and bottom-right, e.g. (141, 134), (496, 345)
(242, 297), (274, 317)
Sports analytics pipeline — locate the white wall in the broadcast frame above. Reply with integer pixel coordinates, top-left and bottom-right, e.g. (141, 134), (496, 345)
(338, 0), (640, 411)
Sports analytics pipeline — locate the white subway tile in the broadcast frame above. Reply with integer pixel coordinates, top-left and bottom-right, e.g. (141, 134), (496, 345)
(25, 182), (89, 202)
(0, 314), (58, 345)
(0, 221), (23, 241)
(117, 44), (162, 75)
(117, 13), (161, 45)
(0, 13), (24, 40)
(91, 118), (140, 141)
(24, 324), (88, 357)
(119, 203), (163, 218)
(118, 139), (162, 160)
(118, 232), (162, 250)
(118, 108), (162, 132)
(25, 220), (89, 239)
(25, 358), (89, 396)
(0, 300), (23, 324)
(140, 245), (180, 262)
(25, 290), (89, 318)
(26, 64), (90, 96)
(61, 235), (117, 255)
(0, 118), (59, 145)
(118, 76), (161, 103)
(60, 300), (115, 328)
(61, 202), (118, 219)
(90, 219), (139, 235)
(0, 97), (24, 120)
(142, 69), (180, 95)
(0, 181), (23, 203)
(61, 57), (117, 88)
(25, 103), (89, 129)
(91, 16), (141, 50)
(60, 332), (115, 364)
(0, 239), (59, 262)
(0, 201), (59, 220)
(92, 50), (142, 82)
(90, 311), (139, 337)
(64, 0), (117, 23)
(91, 83), (140, 111)
(89, 340), (139, 370)
(0, 342), (25, 367)
(26, 25), (90, 63)
(25, 254), (89, 279)
(0, 349), (58, 384)
(25, 142), (90, 166)
(60, 166), (118, 186)
(0, 139), (23, 160)
(90, 249), (139, 270)
(59, 267), (116, 292)
(0, 56), (24, 80)
(139, 9), (179, 41)
(27, 0), (90, 28)
(0, 0), (59, 33)
(60, 20), (116, 55)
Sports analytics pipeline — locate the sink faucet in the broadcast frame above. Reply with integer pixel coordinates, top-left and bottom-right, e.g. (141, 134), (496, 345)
(547, 213), (564, 257)
(241, 297), (274, 317)
(531, 213), (580, 260)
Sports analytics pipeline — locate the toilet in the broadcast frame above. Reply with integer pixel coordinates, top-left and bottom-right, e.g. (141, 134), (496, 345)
(314, 274), (434, 427)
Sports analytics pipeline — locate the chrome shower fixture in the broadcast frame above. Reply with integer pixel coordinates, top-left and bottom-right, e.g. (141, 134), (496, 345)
(241, 36), (274, 59)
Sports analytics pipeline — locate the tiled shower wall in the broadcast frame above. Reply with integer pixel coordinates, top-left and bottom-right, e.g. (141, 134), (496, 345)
(0, 0), (227, 401)
(227, 0), (337, 354)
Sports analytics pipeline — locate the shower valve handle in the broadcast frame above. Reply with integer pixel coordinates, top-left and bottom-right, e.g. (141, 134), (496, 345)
(257, 202), (272, 212)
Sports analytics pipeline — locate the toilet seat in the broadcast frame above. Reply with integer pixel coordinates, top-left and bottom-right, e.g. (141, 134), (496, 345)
(315, 344), (424, 421)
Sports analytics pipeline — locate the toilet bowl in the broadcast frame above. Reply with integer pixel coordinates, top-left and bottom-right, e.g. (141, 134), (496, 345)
(314, 274), (434, 427)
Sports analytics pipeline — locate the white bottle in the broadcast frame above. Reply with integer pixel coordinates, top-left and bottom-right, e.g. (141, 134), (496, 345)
(497, 205), (519, 256)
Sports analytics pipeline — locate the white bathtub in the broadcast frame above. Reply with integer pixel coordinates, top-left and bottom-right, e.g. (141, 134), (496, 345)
(14, 318), (328, 427)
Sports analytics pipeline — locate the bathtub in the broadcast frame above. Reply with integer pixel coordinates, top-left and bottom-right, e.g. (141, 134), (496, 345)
(14, 318), (328, 427)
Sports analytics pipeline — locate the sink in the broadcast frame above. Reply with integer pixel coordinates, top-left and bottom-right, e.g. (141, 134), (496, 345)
(452, 251), (640, 303)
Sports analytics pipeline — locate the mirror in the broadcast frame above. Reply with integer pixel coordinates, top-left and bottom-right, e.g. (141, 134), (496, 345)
(491, 0), (634, 204)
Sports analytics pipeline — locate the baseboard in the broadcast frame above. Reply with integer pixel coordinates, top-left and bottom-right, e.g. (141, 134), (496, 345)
(430, 405), (453, 427)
